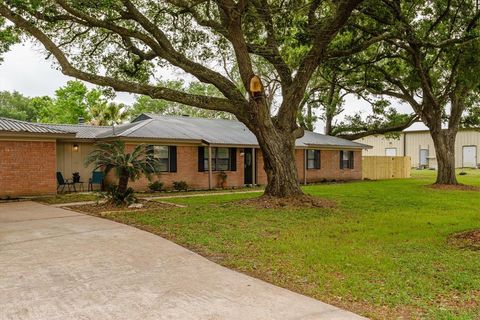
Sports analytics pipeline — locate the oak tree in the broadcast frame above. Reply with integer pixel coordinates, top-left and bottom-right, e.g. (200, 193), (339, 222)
(0, 0), (374, 197)
(342, 0), (480, 184)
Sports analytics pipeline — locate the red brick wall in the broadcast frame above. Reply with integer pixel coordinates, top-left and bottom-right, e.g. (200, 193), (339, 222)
(295, 149), (363, 182)
(110, 145), (245, 190)
(0, 140), (57, 197)
(256, 149), (362, 186)
(105, 145), (363, 191)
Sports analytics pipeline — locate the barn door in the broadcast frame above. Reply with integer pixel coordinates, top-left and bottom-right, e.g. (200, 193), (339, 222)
(419, 149), (429, 167)
(462, 146), (477, 168)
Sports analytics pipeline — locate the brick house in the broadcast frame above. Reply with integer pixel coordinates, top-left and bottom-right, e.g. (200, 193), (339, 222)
(0, 115), (370, 197)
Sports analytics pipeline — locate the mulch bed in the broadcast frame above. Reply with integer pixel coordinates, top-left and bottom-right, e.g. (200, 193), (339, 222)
(237, 194), (336, 209)
(68, 199), (176, 215)
(448, 229), (480, 250)
(428, 184), (480, 191)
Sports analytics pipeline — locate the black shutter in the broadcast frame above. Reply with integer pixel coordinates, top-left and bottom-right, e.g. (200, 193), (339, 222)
(198, 146), (205, 172)
(169, 146), (177, 172)
(230, 148), (237, 171)
(349, 151), (354, 169)
(339, 151), (344, 169)
(314, 150), (320, 169)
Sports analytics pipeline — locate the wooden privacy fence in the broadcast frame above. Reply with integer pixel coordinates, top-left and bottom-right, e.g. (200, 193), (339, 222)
(362, 156), (411, 180)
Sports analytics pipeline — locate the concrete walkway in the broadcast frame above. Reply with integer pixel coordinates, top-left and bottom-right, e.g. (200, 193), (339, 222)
(0, 201), (366, 320)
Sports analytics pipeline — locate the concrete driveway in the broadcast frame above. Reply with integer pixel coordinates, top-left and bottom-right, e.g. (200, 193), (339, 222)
(0, 201), (366, 320)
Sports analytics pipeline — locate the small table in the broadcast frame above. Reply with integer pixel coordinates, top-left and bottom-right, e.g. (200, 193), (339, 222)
(73, 182), (85, 192)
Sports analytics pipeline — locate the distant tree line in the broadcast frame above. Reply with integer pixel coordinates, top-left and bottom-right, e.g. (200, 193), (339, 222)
(0, 80), (233, 125)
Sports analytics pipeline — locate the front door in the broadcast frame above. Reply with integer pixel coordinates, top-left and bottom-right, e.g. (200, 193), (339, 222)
(244, 148), (253, 185)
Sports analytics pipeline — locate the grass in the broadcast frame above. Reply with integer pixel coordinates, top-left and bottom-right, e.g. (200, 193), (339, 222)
(74, 170), (480, 319)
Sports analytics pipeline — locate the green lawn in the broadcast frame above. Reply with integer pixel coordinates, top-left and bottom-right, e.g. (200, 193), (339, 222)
(90, 170), (480, 319)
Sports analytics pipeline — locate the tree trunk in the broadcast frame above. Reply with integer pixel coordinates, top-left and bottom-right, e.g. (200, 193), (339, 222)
(251, 123), (304, 197)
(325, 112), (333, 135)
(431, 129), (458, 185)
(118, 170), (130, 194)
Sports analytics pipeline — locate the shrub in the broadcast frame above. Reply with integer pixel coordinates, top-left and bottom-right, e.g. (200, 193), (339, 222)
(148, 181), (164, 192)
(100, 185), (137, 206)
(173, 180), (188, 191)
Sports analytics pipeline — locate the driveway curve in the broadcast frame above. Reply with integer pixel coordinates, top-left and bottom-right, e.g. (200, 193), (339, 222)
(0, 201), (366, 320)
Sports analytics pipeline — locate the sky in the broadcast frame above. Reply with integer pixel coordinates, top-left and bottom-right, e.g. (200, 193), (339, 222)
(0, 41), (413, 133)
(0, 42), (136, 105)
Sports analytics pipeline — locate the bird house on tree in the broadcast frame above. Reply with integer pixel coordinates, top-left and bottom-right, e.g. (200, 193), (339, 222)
(249, 75), (264, 99)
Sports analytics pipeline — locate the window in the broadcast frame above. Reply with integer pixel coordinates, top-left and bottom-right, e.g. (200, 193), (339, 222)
(146, 145), (172, 172)
(307, 150), (320, 169)
(385, 148), (397, 156)
(340, 150), (354, 169)
(204, 147), (231, 171)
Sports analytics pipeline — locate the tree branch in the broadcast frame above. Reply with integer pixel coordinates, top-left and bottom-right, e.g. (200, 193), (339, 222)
(0, 3), (237, 113)
(336, 114), (419, 140)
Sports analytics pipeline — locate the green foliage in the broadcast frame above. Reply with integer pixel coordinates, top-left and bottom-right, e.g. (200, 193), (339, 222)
(339, 0), (480, 124)
(90, 102), (130, 126)
(148, 181), (164, 192)
(100, 185), (137, 206)
(172, 181), (188, 191)
(0, 17), (18, 64)
(332, 101), (412, 138)
(0, 81), (128, 125)
(84, 141), (158, 184)
(40, 80), (128, 124)
(0, 91), (41, 121)
(461, 106), (480, 128)
(85, 141), (161, 203)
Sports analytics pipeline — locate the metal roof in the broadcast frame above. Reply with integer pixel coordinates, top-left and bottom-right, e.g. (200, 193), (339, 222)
(105, 114), (370, 149)
(37, 123), (113, 139)
(0, 115), (371, 149)
(0, 117), (71, 134)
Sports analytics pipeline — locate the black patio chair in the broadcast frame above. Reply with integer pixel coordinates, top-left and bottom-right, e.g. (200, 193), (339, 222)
(56, 172), (76, 193)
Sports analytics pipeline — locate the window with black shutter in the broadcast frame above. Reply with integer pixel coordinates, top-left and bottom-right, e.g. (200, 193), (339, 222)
(146, 145), (170, 172)
(202, 147), (236, 171)
(340, 150), (354, 169)
(307, 150), (320, 169)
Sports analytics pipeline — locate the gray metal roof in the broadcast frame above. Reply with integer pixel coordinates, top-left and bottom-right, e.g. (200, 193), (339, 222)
(0, 114), (371, 149)
(37, 123), (112, 139)
(105, 114), (370, 149)
(0, 117), (71, 134)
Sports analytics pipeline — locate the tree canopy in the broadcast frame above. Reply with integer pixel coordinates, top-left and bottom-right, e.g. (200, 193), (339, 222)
(0, 81), (129, 125)
(3, 0), (479, 192)
(0, 0), (378, 196)
(334, 0), (480, 184)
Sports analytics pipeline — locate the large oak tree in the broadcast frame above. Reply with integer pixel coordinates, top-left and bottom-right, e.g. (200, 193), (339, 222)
(0, 0), (377, 197)
(339, 0), (480, 184)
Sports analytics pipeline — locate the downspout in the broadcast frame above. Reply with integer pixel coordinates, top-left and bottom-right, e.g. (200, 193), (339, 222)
(403, 132), (407, 156)
(208, 145), (213, 189)
(304, 149), (307, 185)
(252, 148), (256, 185)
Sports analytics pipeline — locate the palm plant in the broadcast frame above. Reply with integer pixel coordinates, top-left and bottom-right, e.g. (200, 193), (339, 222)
(84, 141), (157, 197)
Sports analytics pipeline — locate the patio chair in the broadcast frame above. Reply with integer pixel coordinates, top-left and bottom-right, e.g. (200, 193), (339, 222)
(88, 171), (104, 191)
(56, 172), (76, 193)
